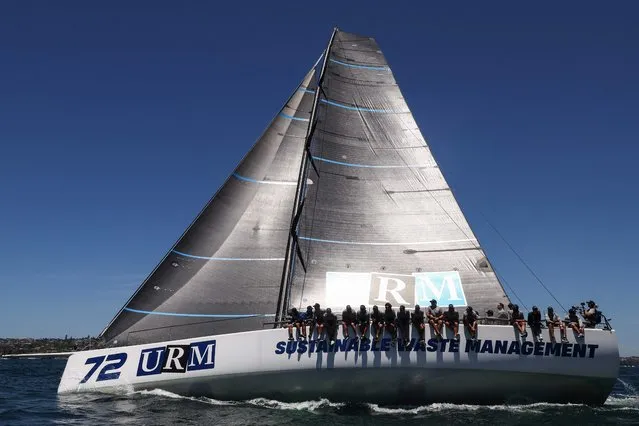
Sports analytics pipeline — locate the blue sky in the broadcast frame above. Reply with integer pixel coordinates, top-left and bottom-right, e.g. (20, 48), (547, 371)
(1, 1), (637, 355)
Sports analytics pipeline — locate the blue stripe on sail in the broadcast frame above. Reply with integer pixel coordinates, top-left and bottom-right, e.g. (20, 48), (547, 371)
(298, 87), (315, 94)
(329, 58), (389, 71)
(124, 307), (275, 318)
(172, 249), (284, 261)
(312, 156), (427, 169)
(298, 236), (477, 246)
(319, 98), (393, 113)
(279, 112), (309, 122)
(232, 173), (297, 186)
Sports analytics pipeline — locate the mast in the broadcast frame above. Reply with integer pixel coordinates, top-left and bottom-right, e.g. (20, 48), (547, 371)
(275, 27), (339, 324)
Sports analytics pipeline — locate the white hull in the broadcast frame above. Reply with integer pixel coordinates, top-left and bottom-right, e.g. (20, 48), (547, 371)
(58, 325), (619, 405)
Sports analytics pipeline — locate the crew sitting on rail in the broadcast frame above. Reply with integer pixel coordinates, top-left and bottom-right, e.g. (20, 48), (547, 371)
(582, 300), (600, 328)
(324, 308), (338, 345)
(426, 299), (444, 340)
(286, 307), (301, 341)
(496, 303), (509, 321)
(566, 308), (584, 338)
(463, 306), (479, 341)
(411, 305), (426, 345)
(443, 304), (460, 340)
(545, 306), (568, 343)
(510, 304), (528, 337)
(371, 305), (383, 342)
(312, 303), (325, 342)
(383, 302), (397, 342)
(302, 305), (313, 339)
(341, 305), (357, 339)
(527, 306), (543, 342)
(357, 305), (370, 342)
(397, 305), (411, 345)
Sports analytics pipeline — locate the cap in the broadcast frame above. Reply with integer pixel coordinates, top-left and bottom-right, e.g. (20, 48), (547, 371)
(532, 306), (538, 310)
(430, 299), (437, 304)
(466, 306), (473, 311)
(314, 303), (320, 308)
(360, 304), (366, 310)
(385, 302), (392, 307)
(449, 304), (454, 308)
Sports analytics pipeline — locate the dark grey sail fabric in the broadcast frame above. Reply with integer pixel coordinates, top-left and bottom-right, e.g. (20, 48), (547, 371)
(289, 31), (511, 316)
(100, 69), (317, 345)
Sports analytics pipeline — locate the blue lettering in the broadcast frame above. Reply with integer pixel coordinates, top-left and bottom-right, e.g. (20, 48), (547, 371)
(573, 344), (587, 358)
(507, 341), (520, 355)
(81, 355), (106, 384)
(335, 339), (349, 352)
(346, 339), (358, 352)
(449, 339), (459, 353)
(561, 343), (572, 357)
(359, 340), (371, 352)
(371, 340), (381, 352)
(317, 340), (328, 353)
(545, 342), (561, 356)
(480, 340), (493, 354)
(521, 341), (533, 355)
(297, 341), (308, 354)
(534, 341), (544, 356)
(439, 339), (449, 352)
(494, 340), (508, 354)
(381, 338), (391, 351)
(274, 342), (286, 355)
(137, 347), (166, 376)
(465, 339), (481, 353)
(309, 340), (317, 353)
(286, 341), (297, 354)
(587, 344), (598, 358)
(97, 353), (127, 381)
(427, 338), (438, 352)
(187, 340), (216, 371)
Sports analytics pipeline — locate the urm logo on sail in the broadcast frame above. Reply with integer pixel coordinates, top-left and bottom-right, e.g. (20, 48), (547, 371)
(136, 339), (216, 376)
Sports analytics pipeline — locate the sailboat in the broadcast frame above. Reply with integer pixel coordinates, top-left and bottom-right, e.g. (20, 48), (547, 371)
(58, 28), (619, 405)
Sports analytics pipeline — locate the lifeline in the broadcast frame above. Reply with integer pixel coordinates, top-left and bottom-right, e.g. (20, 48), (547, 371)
(274, 338), (599, 359)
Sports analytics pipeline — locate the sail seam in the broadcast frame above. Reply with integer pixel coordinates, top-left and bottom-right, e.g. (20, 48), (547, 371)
(298, 236), (477, 246)
(279, 112), (310, 122)
(172, 250), (284, 261)
(312, 156), (433, 169)
(329, 58), (389, 71)
(123, 308), (276, 318)
(232, 173), (298, 186)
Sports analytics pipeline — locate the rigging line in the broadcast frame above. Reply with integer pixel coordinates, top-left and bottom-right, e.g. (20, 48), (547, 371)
(480, 213), (568, 313)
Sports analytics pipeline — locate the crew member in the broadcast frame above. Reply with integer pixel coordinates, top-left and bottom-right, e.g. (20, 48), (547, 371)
(545, 306), (567, 343)
(411, 305), (426, 345)
(582, 301), (599, 329)
(527, 306), (543, 342)
(382, 302), (397, 342)
(357, 305), (370, 342)
(463, 306), (479, 341)
(286, 307), (301, 341)
(371, 305), (384, 342)
(443, 304), (460, 340)
(426, 299), (444, 339)
(341, 305), (357, 339)
(312, 303), (325, 341)
(496, 303), (509, 322)
(301, 305), (313, 340)
(566, 308), (584, 338)
(510, 304), (527, 337)
(396, 305), (411, 345)
(324, 308), (338, 345)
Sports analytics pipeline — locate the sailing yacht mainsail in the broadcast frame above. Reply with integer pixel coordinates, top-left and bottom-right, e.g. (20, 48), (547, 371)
(101, 30), (510, 347)
(288, 31), (510, 317)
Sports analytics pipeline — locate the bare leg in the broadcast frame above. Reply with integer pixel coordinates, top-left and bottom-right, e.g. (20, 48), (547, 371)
(548, 323), (556, 341)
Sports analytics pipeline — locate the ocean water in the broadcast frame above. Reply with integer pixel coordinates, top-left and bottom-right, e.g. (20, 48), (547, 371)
(0, 359), (637, 425)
